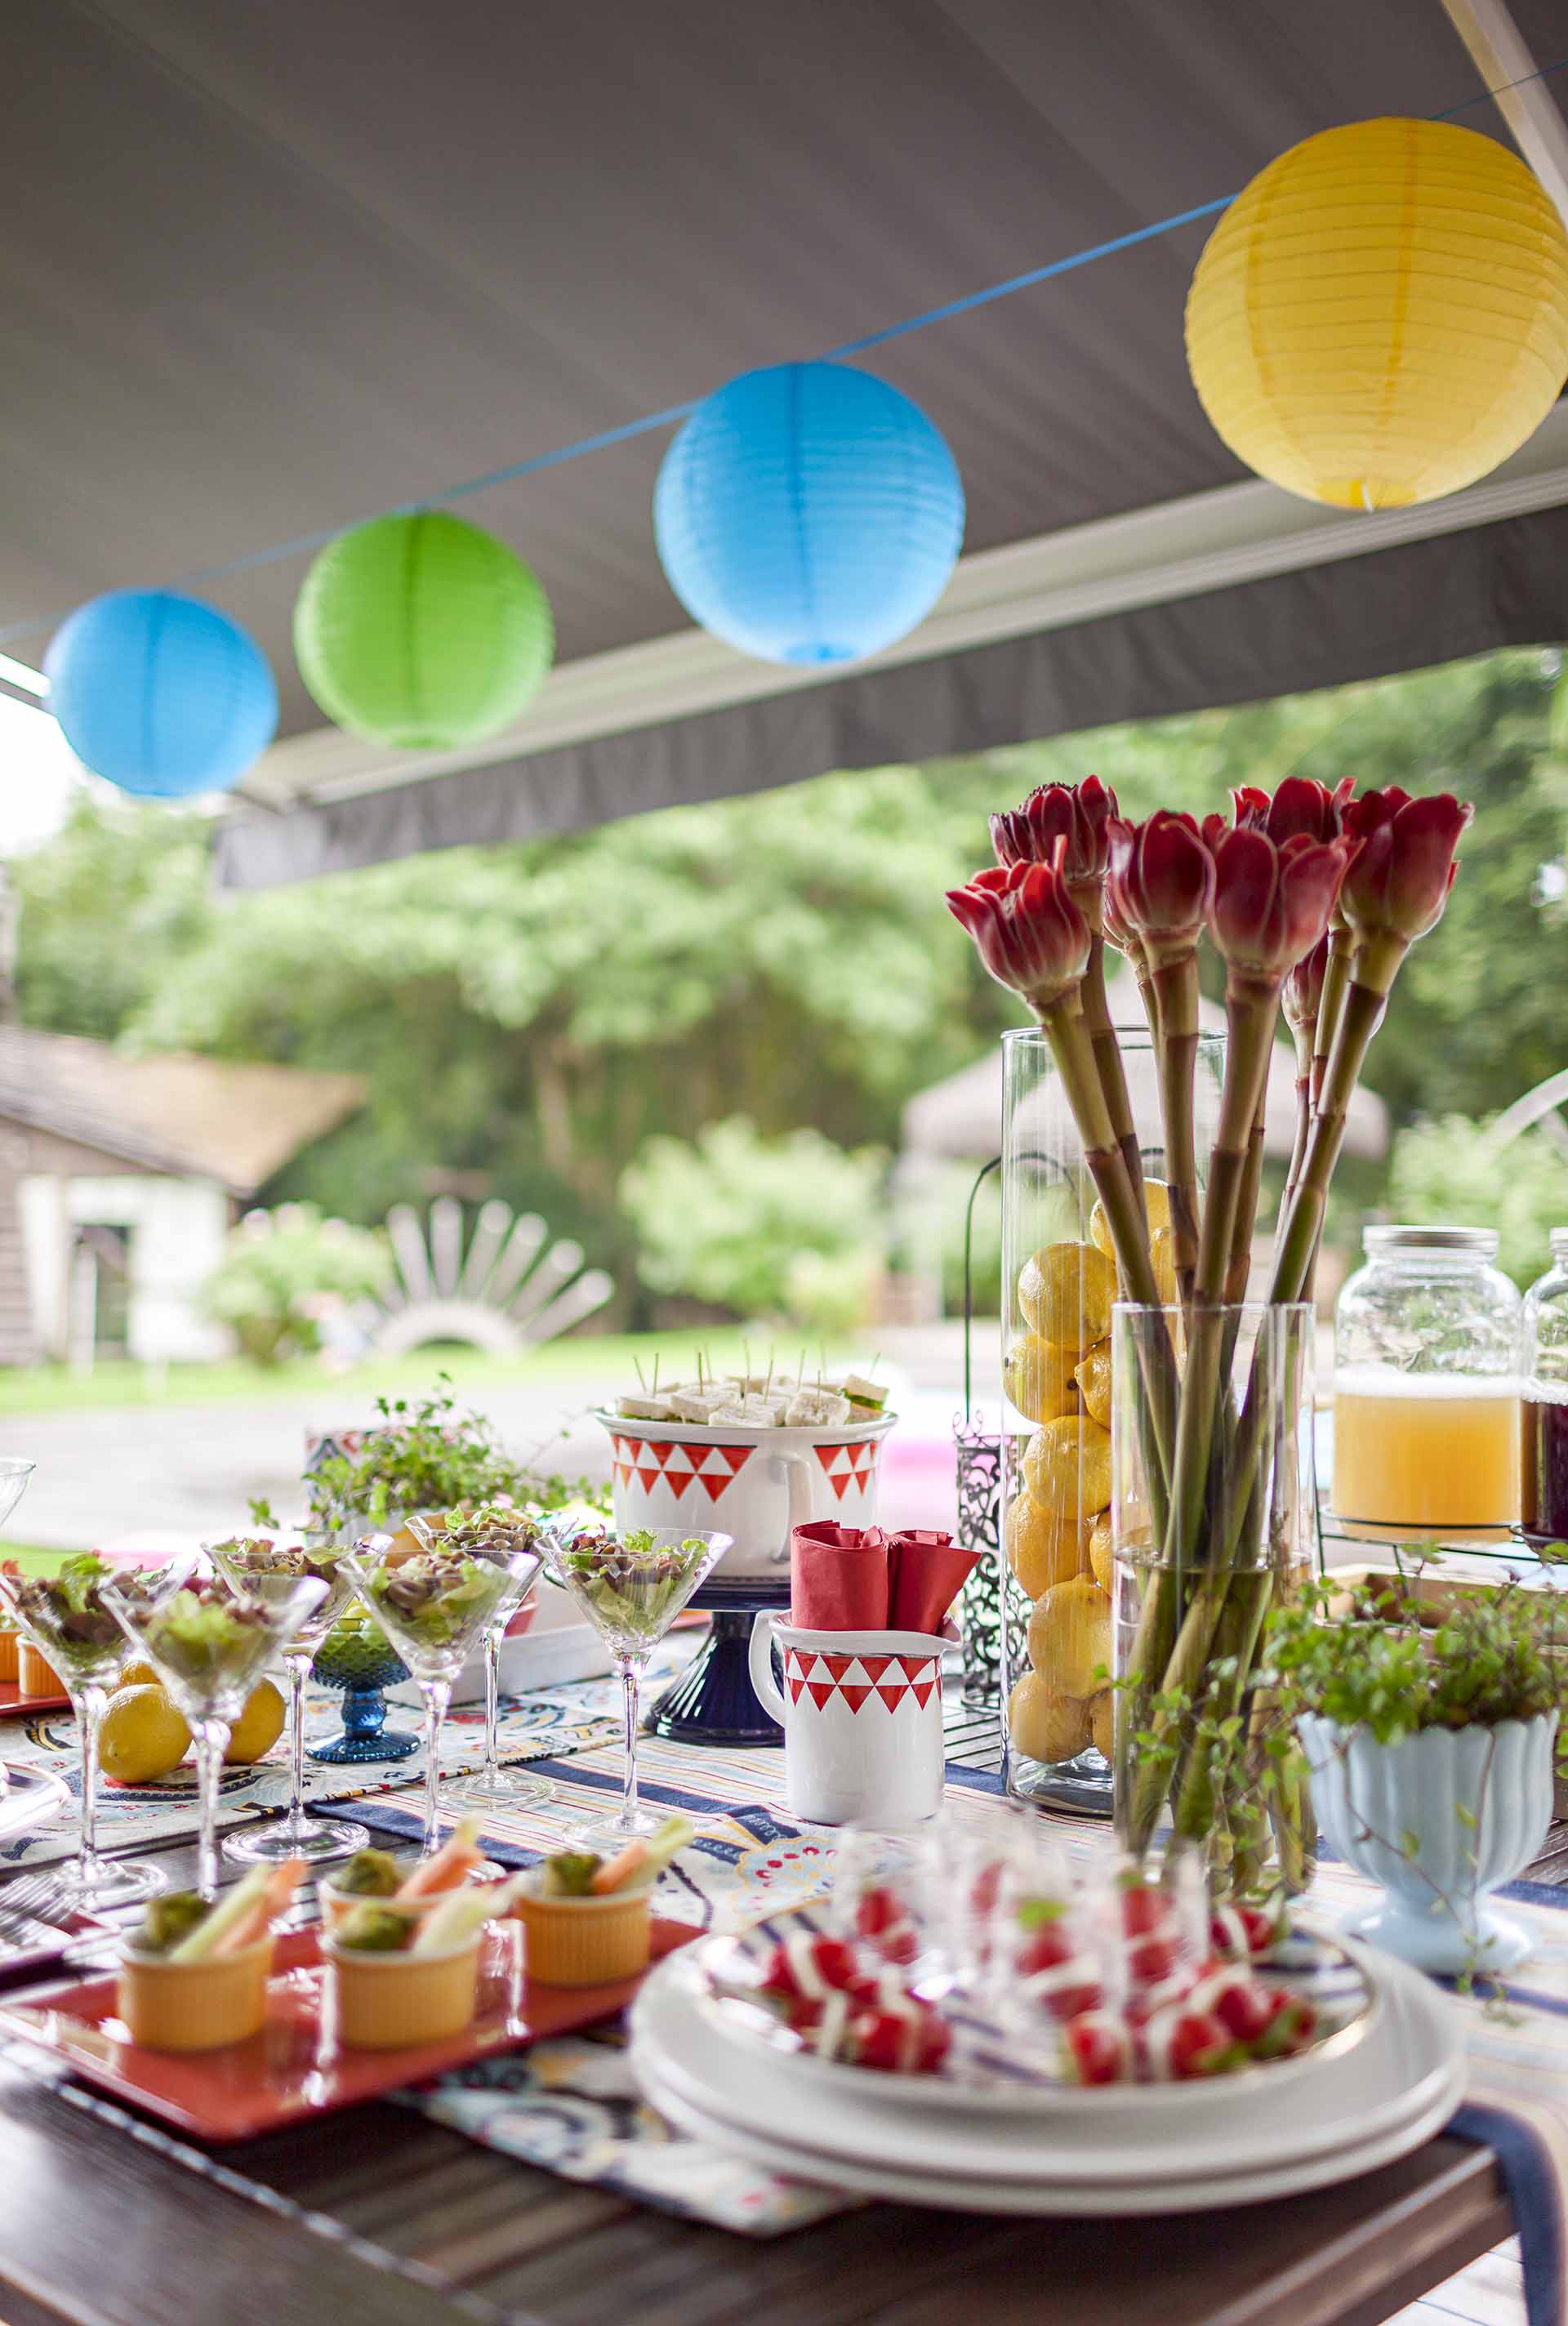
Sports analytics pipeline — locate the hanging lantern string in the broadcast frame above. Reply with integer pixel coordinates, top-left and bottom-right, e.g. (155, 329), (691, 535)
(2, 52), (1565, 656)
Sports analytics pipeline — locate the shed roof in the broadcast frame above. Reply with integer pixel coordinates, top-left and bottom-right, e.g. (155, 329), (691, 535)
(0, 1029), (366, 1196)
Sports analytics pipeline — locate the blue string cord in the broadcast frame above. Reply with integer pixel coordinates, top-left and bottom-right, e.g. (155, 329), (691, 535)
(2, 54), (1565, 653)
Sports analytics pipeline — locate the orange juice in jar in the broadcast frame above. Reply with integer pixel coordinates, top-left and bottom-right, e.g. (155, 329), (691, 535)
(1331, 1226), (1521, 1545)
(1332, 1371), (1520, 1543)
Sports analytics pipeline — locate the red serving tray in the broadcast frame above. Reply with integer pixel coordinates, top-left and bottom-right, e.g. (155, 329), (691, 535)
(0, 1918), (696, 2143)
(0, 1679), (71, 1716)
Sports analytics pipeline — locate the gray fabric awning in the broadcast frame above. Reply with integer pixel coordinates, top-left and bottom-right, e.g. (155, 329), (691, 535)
(1, 0), (1566, 885)
(216, 501), (1568, 887)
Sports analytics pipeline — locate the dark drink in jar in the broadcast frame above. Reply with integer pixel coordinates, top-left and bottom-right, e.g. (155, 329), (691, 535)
(1520, 1389), (1568, 1545)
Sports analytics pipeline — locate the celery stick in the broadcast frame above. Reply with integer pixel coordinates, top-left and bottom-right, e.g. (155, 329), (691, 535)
(169, 1865), (271, 1964)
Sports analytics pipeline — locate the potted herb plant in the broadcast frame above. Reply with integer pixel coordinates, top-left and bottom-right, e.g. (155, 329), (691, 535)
(301, 1379), (602, 1536)
(1269, 1578), (1568, 1973)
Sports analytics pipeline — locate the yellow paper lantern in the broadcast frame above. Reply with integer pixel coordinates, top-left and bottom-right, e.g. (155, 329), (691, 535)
(1185, 118), (1568, 511)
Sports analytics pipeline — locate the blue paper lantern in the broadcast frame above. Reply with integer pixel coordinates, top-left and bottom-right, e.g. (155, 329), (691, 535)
(44, 589), (278, 799)
(653, 362), (965, 665)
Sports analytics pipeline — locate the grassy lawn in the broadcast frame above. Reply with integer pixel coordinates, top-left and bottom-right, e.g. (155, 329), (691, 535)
(2, 1329), (858, 1416)
(0, 1543), (77, 1572)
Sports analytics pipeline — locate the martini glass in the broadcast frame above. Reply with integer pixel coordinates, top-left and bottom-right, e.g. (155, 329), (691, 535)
(344, 1532), (540, 1859)
(104, 1556), (327, 1897)
(0, 1457), (33, 1535)
(0, 1541), (167, 1908)
(407, 1508), (550, 1815)
(539, 1524), (729, 1850)
(206, 1531), (369, 1865)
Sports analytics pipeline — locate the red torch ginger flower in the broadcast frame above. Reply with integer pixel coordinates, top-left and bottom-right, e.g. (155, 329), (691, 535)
(1339, 787), (1473, 960)
(1105, 811), (1215, 969)
(946, 858), (1090, 1011)
(1228, 785), (1271, 831)
(1208, 829), (1349, 983)
(990, 776), (1116, 883)
(1261, 776), (1347, 847)
(1283, 933), (1330, 1036)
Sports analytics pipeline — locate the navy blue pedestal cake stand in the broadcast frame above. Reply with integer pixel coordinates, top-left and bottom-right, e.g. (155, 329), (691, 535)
(644, 1574), (790, 1748)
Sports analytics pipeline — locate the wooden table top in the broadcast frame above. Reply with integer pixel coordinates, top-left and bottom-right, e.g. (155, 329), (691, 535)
(0, 1825), (1520, 2326)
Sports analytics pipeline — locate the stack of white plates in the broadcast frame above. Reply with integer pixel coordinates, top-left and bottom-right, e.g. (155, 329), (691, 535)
(629, 1916), (1466, 2215)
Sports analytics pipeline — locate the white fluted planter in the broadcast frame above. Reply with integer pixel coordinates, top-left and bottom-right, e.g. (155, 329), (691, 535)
(1299, 1710), (1557, 1975)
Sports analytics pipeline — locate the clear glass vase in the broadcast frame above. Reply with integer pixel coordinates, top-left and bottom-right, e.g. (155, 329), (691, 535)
(1111, 1299), (1317, 1902)
(1000, 1025), (1223, 1814)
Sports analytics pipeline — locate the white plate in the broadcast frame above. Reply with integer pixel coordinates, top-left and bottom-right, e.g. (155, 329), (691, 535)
(629, 1940), (1463, 2191)
(0, 1765), (70, 1848)
(635, 2052), (1464, 2217)
(689, 1908), (1377, 2119)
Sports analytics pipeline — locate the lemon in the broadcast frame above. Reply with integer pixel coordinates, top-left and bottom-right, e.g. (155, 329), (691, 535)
(1075, 1339), (1114, 1431)
(223, 1678), (287, 1765)
(99, 1686), (191, 1784)
(1089, 1177), (1172, 1263)
(118, 1658), (162, 1691)
(1008, 1673), (1091, 1766)
(1088, 1514), (1115, 1594)
(1017, 1241), (1116, 1352)
(1002, 1334), (1078, 1425)
(1089, 1690), (1116, 1764)
(1004, 1493), (1091, 1599)
(1022, 1414), (1112, 1520)
(1027, 1575), (1113, 1699)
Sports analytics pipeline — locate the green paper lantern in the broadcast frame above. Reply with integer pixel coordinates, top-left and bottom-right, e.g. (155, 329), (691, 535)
(293, 511), (554, 750)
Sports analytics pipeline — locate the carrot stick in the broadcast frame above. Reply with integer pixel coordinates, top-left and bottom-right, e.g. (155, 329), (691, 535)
(396, 1815), (482, 1900)
(212, 1858), (305, 1957)
(590, 1839), (648, 1895)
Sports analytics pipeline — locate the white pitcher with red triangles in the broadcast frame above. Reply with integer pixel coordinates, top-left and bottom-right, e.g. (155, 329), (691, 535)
(749, 1616), (946, 1823)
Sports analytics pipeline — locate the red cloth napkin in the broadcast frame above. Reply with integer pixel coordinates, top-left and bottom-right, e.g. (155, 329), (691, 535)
(791, 1522), (889, 1630)
(888, 1529), (981, 1636)
(791, 1523), (979, 1634)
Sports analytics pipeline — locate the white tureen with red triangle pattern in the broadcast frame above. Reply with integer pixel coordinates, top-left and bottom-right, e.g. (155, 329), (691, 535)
(590, 1410), (896, 1579)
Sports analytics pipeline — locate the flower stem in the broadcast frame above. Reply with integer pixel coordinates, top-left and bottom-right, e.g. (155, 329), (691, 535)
(1080, 932), (1147, 1225)
(1310, 926), (1356, 1109)
(1224, 1087), (1268, 1310)
(1033, 991), (1174, 1513)
(1270, 973), (1392, 1308)
(1151, 955), (1200, 1308)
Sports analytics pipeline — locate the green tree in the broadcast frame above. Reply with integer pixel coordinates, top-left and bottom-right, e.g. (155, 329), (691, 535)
(11, 645), (1567, 1315)
(620, 1116), (885, 1326)
(11, 796), (212, 1040)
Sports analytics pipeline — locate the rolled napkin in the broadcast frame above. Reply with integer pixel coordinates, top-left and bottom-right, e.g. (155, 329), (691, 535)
(888, 1528), (981, 1636)
(791, 1522), (889, 1630)
(790, 1522), (980, 1634)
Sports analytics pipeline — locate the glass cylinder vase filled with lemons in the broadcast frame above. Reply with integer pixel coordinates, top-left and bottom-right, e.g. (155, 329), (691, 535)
(1000, 1024), (1223, 1812)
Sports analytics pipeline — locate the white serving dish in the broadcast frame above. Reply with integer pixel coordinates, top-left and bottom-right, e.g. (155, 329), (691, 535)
(628, 1932), (1464, 2215)
(591, 1408), (895, 1580)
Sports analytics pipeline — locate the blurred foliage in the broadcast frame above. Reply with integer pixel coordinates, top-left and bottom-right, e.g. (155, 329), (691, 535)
(620, 1116), (884, 1327)
(1388, 1115), (1568, 1290)
(13, 646), (1568, 1317)
(204, 1203), (391, 1366)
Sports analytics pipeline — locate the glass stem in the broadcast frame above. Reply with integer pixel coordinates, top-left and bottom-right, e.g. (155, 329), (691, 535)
(285, 1651), (310, 1834)
(617, 1653), (646, 1831)
(74, 1683), (107, 1883)
(193, 1719), (231, 1898)
(483, 1629), (501, 1789)
(418, 1678), (452, 1856)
